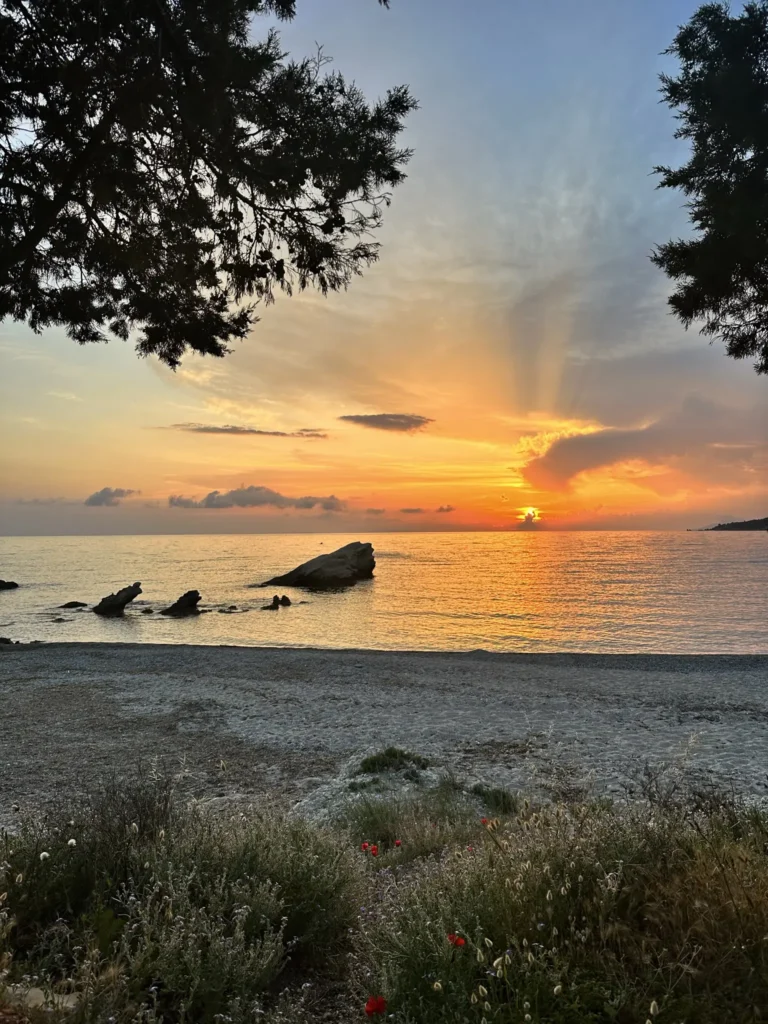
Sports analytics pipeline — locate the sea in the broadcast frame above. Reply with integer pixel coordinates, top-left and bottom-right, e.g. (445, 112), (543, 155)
(0, 532), (766, 653)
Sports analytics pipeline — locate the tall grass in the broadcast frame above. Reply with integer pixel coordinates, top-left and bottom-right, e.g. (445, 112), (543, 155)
(2, 766), (767, 1023)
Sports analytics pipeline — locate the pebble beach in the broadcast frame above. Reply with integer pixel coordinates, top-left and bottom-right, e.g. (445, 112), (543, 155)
(2, 643), (767, 825)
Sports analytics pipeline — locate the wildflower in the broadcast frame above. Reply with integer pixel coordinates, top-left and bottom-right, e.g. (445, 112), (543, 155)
(447, 933), (466, 947)
(0, 893), (6, 904)
(432, 981), (442, 992)
(394, 839), (402, 847)
(370, 845), (379, 857)
(476, 949), (485, 963)
(361, 842), (369, 852)
(131, 822), (139, 834)
(67, 839), (76, 848)
(525, 1015), (532, 1022)
(470, 994), (478, 1005)
(159, 830), (165, 840)
(484, 937), (493, 949)
(650, 1001), (659, 1017)
(15, 874), (22, 884)
(481, 817), (488, 825)
(484, 1002), (492, 1012)
(524, 1002), (530, 1011)
(478, 985), (488, 997)
(493, 956), (504, 970)
(39, 852), (49, 862)
(364, 995), (387, 1017)
(554, 985), (563, 996)
(546, 890), (553, 901)
(467, 845), (474, 852)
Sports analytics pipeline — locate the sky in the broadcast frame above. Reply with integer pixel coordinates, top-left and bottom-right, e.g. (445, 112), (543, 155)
(1, 0), (767, 535)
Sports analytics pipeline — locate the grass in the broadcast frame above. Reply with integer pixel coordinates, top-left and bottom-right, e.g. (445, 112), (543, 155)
(358, 747), (429, 775)
(2, 767), (768, 1023)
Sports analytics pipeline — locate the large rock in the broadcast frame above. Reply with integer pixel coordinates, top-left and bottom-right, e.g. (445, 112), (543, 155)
(262, 541), (375, 589)
(160, 590), (202, 617)
(0, 580), (19, 590)
(93, 582), (142, 617)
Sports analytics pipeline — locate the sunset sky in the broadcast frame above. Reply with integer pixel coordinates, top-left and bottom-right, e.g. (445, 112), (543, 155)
(1, 0), (767, 535)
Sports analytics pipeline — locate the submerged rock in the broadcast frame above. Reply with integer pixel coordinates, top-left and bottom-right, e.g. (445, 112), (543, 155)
(0, 580), (19, 590)
(160, 590), (202, 617)
(261, 541), (375, 589)
(60, 601), (87, 609)
(279, 595), (291, 606)
(262, 594), (281, 611)
(93, 582), (142, 617)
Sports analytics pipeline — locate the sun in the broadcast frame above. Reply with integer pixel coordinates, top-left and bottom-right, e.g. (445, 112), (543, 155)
(519, 507), (541, 521)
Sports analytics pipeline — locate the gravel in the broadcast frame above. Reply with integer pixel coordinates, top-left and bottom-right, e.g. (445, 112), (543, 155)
(1, 643), (767, 824)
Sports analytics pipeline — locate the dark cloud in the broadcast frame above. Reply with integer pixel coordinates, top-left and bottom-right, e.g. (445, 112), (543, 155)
(365, 508), (387, 515)
(400, 507), (425, 514)
(169, 423), (327, 439)
(168, 485), (345, 512)
(338, 413), (434, 433)
(436, 505), (456, 513)
(84, 487), (137, 507)
(523, 396), (768, 490)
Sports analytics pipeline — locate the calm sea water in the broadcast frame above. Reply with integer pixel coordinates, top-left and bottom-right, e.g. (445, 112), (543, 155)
(0, 532), (766, 653)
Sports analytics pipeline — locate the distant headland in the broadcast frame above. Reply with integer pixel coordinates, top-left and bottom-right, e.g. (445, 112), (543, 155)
(703, 517), (768, 531)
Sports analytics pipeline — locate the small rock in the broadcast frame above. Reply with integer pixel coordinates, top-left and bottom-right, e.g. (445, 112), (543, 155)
(93, 582), (142, 617)
(60, 601), (87, 609)
(229, 605), (238, 611)
(279, 595), (291, 606)
(261, 594), (281, 611)
(52, 617), (67, 623)
(141, 608), (154, 615)
(160, 590), (202, 617)
(0, 580), (19, 590)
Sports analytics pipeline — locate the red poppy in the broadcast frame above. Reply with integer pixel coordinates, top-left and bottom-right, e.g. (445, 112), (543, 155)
(361, 842), (369, 851)
(467, 845), (474, 852)
(370, 844), (379, 857)
(480, 817), (488, 825)
(447, 933), (466, 947)
(394, 839), (402, 847)
(365, 995), (387, 1017)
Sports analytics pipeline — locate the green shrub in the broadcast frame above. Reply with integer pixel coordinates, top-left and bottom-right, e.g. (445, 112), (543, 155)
(359, 799), (768, 1023)
(358, 747), (429, 774)
(471, 783), (521, 816)
(0, 777), (362, 1022)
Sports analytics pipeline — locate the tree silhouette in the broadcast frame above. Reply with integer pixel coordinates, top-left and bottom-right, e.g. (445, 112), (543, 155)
(0, 0), (414, 366)
(653, 1), (768, 374)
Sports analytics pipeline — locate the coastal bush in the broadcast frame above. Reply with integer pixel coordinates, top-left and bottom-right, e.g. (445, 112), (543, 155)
(471, 783), (521, 815)
(358, 798), (768, 1023)
(3, 773), (768, 1023)
(0, 775), (362, 1021)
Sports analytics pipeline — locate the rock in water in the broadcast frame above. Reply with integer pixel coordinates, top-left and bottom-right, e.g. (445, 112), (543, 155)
(160, 590), (202, 617)
(60, 601), (87, 609)
(0, 580), (19, 590)
(262, 541), (375, 589)
(93, 582), (142, 617)
(261, 594), (281, 611)
(279, 595), (291, 606)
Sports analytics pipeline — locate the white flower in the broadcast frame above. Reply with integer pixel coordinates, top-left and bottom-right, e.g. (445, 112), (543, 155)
(39, 852), (49, 862)
(131, 822), (139, 834)
(432, 981), (442, 993)
(67, 839), (76, 848)
(15, 874), (23, 884)
(484, 937), (493, 948)
(478, 985), (488, 997)
(554, 984), (563, 995)
(650, 1001), (659, 1017)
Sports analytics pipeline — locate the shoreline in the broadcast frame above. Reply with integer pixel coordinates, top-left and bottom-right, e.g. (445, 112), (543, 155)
(2, 643), (767, 822)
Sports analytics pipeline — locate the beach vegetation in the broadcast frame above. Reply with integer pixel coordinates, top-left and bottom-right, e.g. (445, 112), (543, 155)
(2, 769), (768, 1023)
